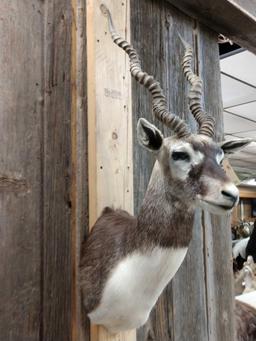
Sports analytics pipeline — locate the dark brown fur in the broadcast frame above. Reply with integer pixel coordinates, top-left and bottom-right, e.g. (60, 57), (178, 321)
(235, 300), (256, 341)
(80, 200), (194, 313)
(80, 208), (137, 312)
(80, 162), (195, 313)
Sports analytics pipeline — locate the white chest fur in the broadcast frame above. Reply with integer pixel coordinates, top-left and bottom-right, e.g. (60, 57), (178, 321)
(88, 247), (188, 333)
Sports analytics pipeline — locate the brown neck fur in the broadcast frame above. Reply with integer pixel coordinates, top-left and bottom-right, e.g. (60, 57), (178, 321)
(136, 161), (194, 249)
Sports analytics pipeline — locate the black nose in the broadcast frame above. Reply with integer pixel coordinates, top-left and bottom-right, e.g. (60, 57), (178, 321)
(221, 190), (238, 205)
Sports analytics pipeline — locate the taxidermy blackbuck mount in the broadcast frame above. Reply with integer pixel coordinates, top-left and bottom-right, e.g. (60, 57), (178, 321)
(80, 4), (252, 334)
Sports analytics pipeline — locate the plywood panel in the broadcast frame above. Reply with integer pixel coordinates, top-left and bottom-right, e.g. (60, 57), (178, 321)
(87, 0), (135, 340)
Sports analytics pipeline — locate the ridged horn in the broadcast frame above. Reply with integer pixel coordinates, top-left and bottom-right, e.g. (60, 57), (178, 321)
(101, 4), (190, 139)
(179, 34), (215, 138)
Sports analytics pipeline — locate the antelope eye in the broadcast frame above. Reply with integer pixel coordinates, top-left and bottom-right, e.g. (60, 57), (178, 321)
(171, 151), (190, 162)
(216, 151), (224, 165)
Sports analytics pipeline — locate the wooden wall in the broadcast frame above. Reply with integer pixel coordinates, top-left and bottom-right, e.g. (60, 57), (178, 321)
(87, 0), (135, 340)
(0, 3), (44, 339)
(0, 1), (88, 341)
(130, 1), (235, 340)
(71, 1), (89, 340)
(0, 1), (236, 341)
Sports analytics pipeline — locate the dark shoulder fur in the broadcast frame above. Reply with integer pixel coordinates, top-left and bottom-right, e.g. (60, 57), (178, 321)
(235, 300), (256, 341)
(80, 207), (137, 313)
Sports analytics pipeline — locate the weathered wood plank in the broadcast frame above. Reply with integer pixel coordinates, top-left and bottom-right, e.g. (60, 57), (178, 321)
(197, 31), (235, 338)
(42, 1), (73, 340)
(199, 24), (235, 341)
(0, 1), (89, 340)
(71, 1), (89, 340)
(0, 2), (43, 340)
(171, 211), (208, 341)
(203, 213), (235, 341)
(131, 1), (208, 340)
(87, 0), (135, 340)
(131, 1), (234, 340)
(166, 0), (256, 54)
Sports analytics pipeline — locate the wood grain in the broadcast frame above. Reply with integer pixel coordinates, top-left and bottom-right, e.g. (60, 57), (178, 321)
(42, 1), (73, 340)
(71, 0), (90, 340)
(0, 0), (240, 340)
(131, 1), (234, 340)
(166, 0), (256, 54)
(0, 2), (43, 340)
(87, 0), (135, 340)
(131, 2), (208, 340)
(199, 23), (235, 341)
(0, 1), (88, 340)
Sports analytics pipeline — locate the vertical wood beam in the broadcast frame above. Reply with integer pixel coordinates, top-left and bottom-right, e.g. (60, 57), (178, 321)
(87, 0), (136, 340)
(131, 1), (235, 340)
(71, 0), (89, 340)
(42, 1), (73, 340)
(0, 2), (43, 340)
(131, 2), (209, 340)
(199, 25), (235, 341)
(71, 0), (78, 338)
(0, 1), (76, 340)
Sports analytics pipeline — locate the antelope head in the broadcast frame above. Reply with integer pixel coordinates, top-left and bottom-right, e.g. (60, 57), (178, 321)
(101, 5), (251, 215)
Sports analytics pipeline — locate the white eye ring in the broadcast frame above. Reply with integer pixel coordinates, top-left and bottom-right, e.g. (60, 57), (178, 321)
(216, 152), (224, 165)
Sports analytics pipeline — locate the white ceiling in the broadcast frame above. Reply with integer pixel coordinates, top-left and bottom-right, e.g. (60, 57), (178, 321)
(221, 51), (256, 87)
(220, 50), (256, 179)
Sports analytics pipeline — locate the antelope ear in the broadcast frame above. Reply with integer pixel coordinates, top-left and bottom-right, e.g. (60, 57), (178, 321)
(137, 118), (163, 152)
(219, 138), (252, 155)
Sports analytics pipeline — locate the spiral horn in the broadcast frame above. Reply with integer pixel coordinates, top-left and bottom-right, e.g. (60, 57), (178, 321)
(101, 4), (190, 139)
(179, 34), (215, 138)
